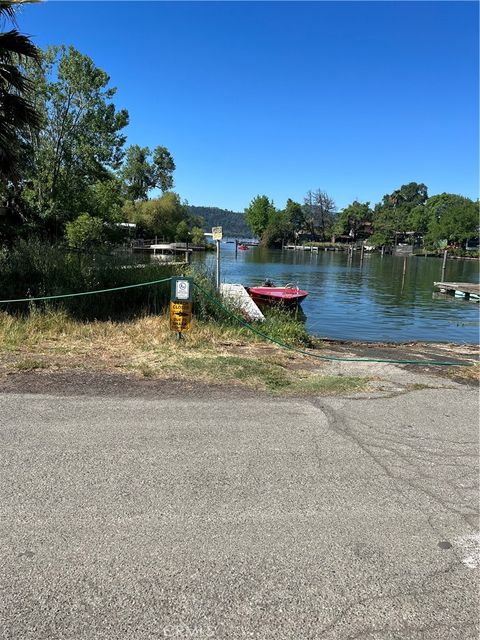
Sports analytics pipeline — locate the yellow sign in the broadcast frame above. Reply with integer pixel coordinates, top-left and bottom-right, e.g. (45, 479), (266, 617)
(212, 226), (223, 241)
(170, 301), (192, 332)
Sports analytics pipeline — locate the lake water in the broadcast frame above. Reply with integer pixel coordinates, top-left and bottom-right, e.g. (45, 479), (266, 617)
(194, 244), (479, 344)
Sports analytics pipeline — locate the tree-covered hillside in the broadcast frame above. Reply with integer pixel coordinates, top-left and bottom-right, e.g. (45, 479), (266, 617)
(187, 206), (252, 238)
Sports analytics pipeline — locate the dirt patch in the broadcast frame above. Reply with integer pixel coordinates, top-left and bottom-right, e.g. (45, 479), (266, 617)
(318, 340), (479, 386)
(0, 369), (262, 400)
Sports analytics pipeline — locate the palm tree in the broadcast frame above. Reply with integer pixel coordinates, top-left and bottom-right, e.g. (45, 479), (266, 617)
(0, 1), (40, 184)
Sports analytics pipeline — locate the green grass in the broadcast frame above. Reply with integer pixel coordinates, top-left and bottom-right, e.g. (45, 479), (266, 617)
(180, 354), (290, 391)
(15, 358), (49, 371)
(169, 354), (368, 394)
(261, 308), (314, 348)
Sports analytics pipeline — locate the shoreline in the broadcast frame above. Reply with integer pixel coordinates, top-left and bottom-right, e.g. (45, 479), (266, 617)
(319, 337), (479, 349)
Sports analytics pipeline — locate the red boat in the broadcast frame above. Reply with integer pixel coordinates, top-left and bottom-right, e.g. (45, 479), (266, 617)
(246, 283), (308, 307)
(238, 244), (249, 250)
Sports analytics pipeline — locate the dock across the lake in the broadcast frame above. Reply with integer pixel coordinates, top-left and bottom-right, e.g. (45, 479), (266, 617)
(434, 281), (480, 300)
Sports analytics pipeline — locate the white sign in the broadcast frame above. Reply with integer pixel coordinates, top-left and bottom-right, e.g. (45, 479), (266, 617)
(175, 279), (190, 301)
(212, 226), (223, 241)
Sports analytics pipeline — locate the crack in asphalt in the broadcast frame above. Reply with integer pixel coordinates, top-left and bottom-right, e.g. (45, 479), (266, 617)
(315, 562), (460, 639)
(348, 620), (478, 640)
(308, 399), (479, 529)
(305, 396), (479, 638)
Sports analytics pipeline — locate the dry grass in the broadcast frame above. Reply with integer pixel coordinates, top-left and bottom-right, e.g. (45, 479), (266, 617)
(445, 363), (480, 383)
(0, 310), (370, 395)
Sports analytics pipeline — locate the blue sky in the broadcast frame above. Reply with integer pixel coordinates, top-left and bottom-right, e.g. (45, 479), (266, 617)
(20, 1), (479, 211)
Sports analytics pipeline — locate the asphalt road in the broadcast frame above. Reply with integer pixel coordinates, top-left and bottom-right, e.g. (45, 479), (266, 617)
(1, 387), (478, 639)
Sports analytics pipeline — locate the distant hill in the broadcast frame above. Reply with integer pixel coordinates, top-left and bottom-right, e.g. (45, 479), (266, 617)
(187, 206), (252, 238)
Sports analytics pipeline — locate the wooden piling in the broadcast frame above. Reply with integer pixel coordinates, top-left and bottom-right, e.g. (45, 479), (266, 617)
(442, 249), (448, 279)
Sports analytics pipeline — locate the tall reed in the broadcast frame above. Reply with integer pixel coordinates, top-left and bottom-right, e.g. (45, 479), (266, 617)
(0, 241), (181, 320)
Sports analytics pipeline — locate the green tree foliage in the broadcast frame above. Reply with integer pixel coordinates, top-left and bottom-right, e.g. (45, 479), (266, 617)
(334, 201), (372, 238)
(373, 182), (428, 244)
(120, 145), (152, 201)
(87, 176), (124, 222)
(190, 226), (206, 245)
(244, 195), (276, 237)
(260, 199), (305, 248)
(261, 210), (290, 248)
(24, 45), (129, 233)
(175, 219), (190, 242)
(368, 231), (390, 248)
(0, 1), (40, 184)
(121, 144), (175, 201)
(423, 193), (478, 246)
(152, 146), (175, 192)
(284, 198), (305, 237)
(126, 192), (187, 240)
(65, 213), (104, 249)
(408, 203), (432, 236)
(303, 189), (336, 239)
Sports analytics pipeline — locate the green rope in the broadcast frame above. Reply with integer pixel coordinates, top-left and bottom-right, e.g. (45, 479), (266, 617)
(0, 277), (172, 304)
(193, 281), (472, 367)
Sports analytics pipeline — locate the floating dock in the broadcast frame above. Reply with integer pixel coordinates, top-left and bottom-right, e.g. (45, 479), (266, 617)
(220, 284), (265, 322)
(434, 282), (480, 300)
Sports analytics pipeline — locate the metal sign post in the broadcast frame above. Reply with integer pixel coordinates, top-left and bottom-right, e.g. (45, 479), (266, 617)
(215, 240), (221, 289)
(212, 227), (223, 290)
(170, 277), (193, 339)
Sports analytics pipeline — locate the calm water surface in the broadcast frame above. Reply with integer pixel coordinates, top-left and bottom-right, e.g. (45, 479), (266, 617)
(195, 244), (479, 343)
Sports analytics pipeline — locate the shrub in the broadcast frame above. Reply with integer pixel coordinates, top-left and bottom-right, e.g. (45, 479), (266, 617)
(65, 214), (104, 249)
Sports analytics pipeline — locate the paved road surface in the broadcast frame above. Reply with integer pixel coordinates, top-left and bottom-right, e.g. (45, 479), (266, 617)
(1, 387), (478, 639)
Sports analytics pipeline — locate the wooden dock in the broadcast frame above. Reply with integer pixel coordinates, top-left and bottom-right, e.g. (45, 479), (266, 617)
(132, 242), (203, 254)
(220, 284), (265, 322)
(284, 244), (346, 252)
(284, 245), (317, 251)
(434, 282), (480, 300)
